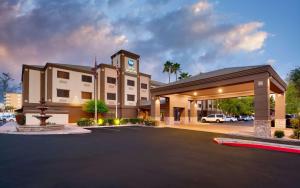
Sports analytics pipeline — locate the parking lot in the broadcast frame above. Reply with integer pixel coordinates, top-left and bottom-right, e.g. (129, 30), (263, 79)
(0, 126), (299, 188)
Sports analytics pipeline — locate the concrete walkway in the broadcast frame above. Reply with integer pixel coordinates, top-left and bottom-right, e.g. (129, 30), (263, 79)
(165, 123), (295, 140)
(0, 122), (91, 135)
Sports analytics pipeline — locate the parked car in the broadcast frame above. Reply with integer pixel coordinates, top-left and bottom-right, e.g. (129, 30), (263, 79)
(201, 114), (226, 123)
(1, 114), (16, 122)
(225, 116), (238, 122)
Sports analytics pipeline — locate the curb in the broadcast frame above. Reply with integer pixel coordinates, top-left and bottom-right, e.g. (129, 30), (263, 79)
(214, 138), (300, 154)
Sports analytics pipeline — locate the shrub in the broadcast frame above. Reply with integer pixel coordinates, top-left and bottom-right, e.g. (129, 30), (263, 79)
(293, 129), (300, 139)
(291, 118), (300, 129)
(77, 118), (94, 126)
(105, 118), (114, 125)
(129, 118), (144, 124)
(274, 130), (285, 138)
(97, 118), (104, 126)
(16, 114), (26, 125)
(120, 118), (129, 125)
(129, 118), (139, 124)
(113, 118), (120, 125)
(144, 119), (158, 126)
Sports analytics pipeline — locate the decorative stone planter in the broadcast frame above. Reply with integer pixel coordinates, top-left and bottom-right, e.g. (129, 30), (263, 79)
(17, 125), (65, 132)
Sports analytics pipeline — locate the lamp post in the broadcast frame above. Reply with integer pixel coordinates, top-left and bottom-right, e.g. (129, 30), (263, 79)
(93, 57), (98, 125)
(115, 60), (119, 119)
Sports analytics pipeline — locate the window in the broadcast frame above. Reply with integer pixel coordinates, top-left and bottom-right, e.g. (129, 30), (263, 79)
(107, 77), (116, 84)
(207, 114), (215, 118)
(141, 83), (147, 89)
(127, 79), (135, 86)
(57, 71), (69, 79)
(216, 115), (224, 118)
(107, 93), (116, 100)
(57, 89), (69, 98)
(82, 75), (92, 83)
(141, 97), (147, 101)
(81, 92), (92, 99)
(127, 94), (135, 101)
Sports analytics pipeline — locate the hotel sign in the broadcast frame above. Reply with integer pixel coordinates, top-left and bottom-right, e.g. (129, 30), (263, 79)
(126, 58), (136, 73)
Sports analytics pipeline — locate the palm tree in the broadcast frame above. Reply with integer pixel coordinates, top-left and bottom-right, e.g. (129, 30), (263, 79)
(172, 63), (181, 81)
(178, 72), (191, 80)
(163, 61), (173, 83)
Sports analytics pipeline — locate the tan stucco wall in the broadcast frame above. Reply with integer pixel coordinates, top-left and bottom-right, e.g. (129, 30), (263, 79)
(124, 75), (137, 106)
(104, 67), (117, 105)
(29, 69), (41, 103)
(52, 68), (94, 104)
(140, 75), (150, 100)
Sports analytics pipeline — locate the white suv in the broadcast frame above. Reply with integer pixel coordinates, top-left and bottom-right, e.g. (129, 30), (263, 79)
(201, 114), (226, 123)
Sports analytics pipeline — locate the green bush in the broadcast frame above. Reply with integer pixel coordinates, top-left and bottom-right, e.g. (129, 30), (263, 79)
(129, 118), (139, 124)
(144, 119), (158, 126)
(274, 130), (285, 138)
(16, 113), (26, 125)
(120, 118), (129, 125)
(129, 118), (144, 124)
(293, 129), (300, 139)
(77, 118), (94, 126)
(291, 118), (300, 129)
(105, 118), (114, 125)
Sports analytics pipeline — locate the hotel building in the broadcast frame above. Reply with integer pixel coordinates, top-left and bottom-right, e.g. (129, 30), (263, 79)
(21, 50), (162, 125)
(4, 92), (22, 110)
(21, 49), (287, 137)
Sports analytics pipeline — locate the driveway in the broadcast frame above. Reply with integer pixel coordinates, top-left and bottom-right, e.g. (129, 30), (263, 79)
(167, 121), (294, 138)
(0, 126), (299, 188)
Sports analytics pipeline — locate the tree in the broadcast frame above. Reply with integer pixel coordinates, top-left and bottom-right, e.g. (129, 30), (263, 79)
(163, 61), (173, 83)
(0, 73), (14, 102)
(172, 63), (181, 81)
(286, 83), (300, 114)
(178, 72), (191, 80)
(270, 95), (275, 110)
(83, 100), (109, 115)
(289, 67), (300, 94)
(218, 97), (254, 116)
(286, 67), (300, 114)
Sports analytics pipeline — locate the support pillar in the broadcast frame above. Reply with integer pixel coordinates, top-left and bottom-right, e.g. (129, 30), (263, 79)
(275, 93), (286, 128)
(151, 96), (160, 122)
(254, 75), (271, 137)
(190, 100), (198, 124)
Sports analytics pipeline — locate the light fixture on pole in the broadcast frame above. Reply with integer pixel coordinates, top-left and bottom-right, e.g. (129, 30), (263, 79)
(115, 59), (119, 119)
(93, 57), (98, 125)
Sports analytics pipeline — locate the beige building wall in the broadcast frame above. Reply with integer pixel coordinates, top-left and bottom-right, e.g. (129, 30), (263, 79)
(52, 68), (94, 104)
(5, 93), (22, 109)
(112, 54), (121, 67)
(140, 75), (150, 100)
(124, 75), (137, 106)
(104, 67), (117, 105)
(28, 69), (41, 103)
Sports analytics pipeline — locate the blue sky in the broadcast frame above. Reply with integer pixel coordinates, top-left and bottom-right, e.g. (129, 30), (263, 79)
(0, 0), (299, 83)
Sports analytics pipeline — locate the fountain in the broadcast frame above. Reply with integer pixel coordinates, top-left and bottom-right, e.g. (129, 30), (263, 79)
(17, 98), (64, 132)
(33, 98), (52, 126)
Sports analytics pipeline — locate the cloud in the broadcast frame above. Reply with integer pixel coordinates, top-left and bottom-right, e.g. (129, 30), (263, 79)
(0, 0), (269, 83)
(220, 22), (268, 52)
(266, 59), (276, 65)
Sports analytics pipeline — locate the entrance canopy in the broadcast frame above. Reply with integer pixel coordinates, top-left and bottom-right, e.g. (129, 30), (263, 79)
(150, 65), (287, 138)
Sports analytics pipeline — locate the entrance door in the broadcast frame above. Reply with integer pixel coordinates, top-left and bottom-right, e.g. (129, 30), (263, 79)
(174, 108), (183, 124)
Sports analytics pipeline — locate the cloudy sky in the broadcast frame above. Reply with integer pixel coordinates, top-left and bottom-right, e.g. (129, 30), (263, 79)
(0, 0), (299, 83)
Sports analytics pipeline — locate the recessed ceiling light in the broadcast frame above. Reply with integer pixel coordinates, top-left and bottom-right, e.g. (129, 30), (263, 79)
(193, 92), (197, 96)
(218, 88), (223, 93)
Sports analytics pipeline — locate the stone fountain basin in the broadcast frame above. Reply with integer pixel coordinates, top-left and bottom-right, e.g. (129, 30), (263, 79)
(17, 124), (65, 132)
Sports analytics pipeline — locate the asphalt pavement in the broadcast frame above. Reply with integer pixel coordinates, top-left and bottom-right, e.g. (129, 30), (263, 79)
(0, 126), (299, 188)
